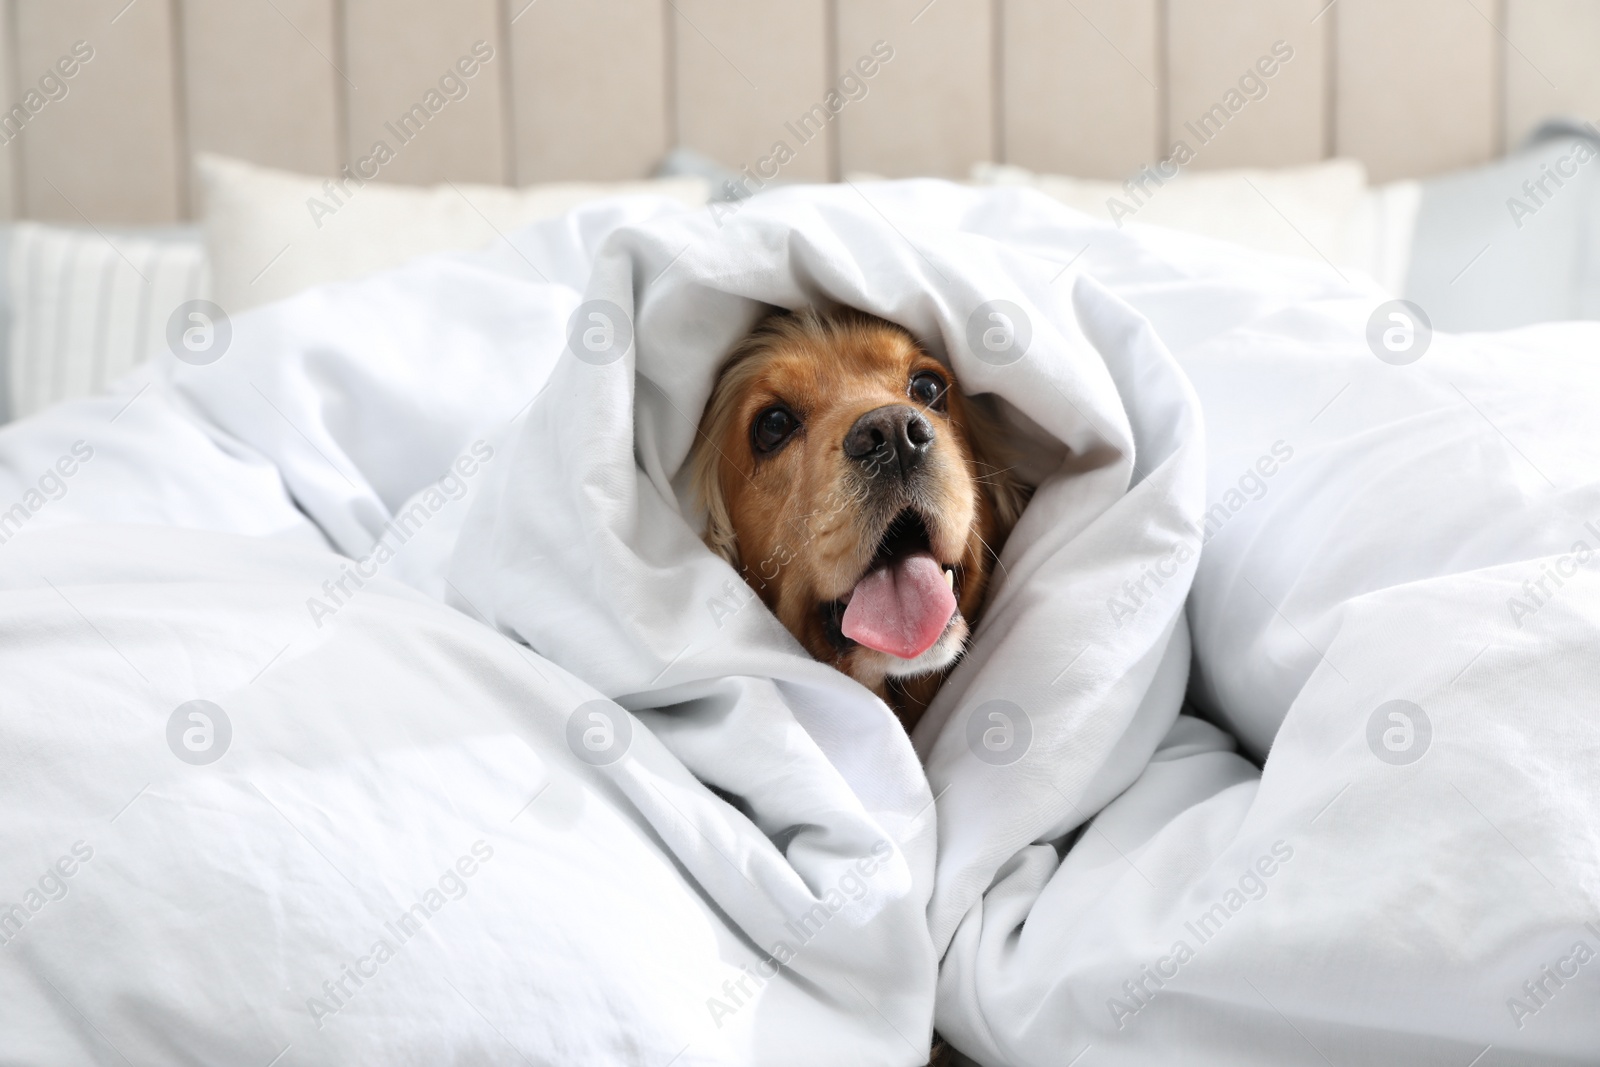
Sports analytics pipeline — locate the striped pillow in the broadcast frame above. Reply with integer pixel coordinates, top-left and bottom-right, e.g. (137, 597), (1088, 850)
(6, 223), (209, 420)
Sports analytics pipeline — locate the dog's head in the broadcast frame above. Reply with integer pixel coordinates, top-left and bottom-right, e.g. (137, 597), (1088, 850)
(691, 308), (1027, 709)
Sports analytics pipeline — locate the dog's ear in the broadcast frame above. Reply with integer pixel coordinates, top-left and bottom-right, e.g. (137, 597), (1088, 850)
(963, 394), (1031, 539)
(689, 403), (742, 570)
(693, 447), (741, 570)
(691, 316), (792, 571)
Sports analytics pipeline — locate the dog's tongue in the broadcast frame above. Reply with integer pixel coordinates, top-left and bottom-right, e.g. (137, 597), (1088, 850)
(840, 550), (956, 660)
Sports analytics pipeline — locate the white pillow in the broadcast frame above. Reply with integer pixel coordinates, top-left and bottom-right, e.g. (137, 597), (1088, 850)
(1336, 178), (1421, 296)
(973, 159), (1372, 271)
(198, 154), (710, 313)
(6, 224), (209, 420)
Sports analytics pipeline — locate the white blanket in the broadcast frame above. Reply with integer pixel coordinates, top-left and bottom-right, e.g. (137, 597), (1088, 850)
(0, 183), (1595, 1066)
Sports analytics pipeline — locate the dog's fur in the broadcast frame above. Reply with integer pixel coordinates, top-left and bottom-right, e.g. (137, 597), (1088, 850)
(691, 307), (1028, 732)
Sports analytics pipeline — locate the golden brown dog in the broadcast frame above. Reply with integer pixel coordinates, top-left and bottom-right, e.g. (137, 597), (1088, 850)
(692, 307), (1028, 732)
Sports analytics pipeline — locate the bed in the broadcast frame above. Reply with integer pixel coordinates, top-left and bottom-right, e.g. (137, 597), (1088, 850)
(0, 173), (1596, 1065)
(3, 3), (1600, 1064)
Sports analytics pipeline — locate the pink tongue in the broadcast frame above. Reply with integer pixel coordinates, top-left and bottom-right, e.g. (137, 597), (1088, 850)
(840, 550), (957, 660)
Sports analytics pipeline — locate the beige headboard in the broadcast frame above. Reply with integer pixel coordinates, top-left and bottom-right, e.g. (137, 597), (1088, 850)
(0, 0), (1591, 225)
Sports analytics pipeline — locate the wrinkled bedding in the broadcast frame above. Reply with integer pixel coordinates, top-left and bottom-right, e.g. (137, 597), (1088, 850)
(0, 183), (1595, 1066)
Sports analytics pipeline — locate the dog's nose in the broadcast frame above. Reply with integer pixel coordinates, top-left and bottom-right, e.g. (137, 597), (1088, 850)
(843, 404), (934, 478)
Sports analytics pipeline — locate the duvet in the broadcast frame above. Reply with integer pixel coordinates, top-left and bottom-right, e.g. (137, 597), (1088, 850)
(0, 182), (1595, 1066)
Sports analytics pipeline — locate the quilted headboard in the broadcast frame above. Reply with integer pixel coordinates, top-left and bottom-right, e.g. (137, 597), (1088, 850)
(0, 0), (1593, 223)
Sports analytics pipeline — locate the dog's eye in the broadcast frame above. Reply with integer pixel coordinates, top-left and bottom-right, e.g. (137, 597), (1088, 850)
(909, 371), (948, 412)
(751, 406), (800, 453)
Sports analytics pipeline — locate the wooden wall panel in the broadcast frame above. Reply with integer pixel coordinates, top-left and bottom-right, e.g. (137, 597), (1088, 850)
(342, 0), (508, 185)
(1166, 0), (1327, 170)
(837, 0), (993, 179)
(14, 0), (182, 223)
(181, 0), (341, 181)
(511, 0), (667, 182)
(0, 1), (1582, 223)
(1002, 0), (1160, 179)
(1336, 0), (1500, 182)
(1504, 0), (1600, 151)
(0, 0), (16, 219)
(673, 0), (830, 182)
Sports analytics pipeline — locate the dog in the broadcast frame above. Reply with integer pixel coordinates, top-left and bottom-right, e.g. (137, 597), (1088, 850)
(691, 307), (1028, 732)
